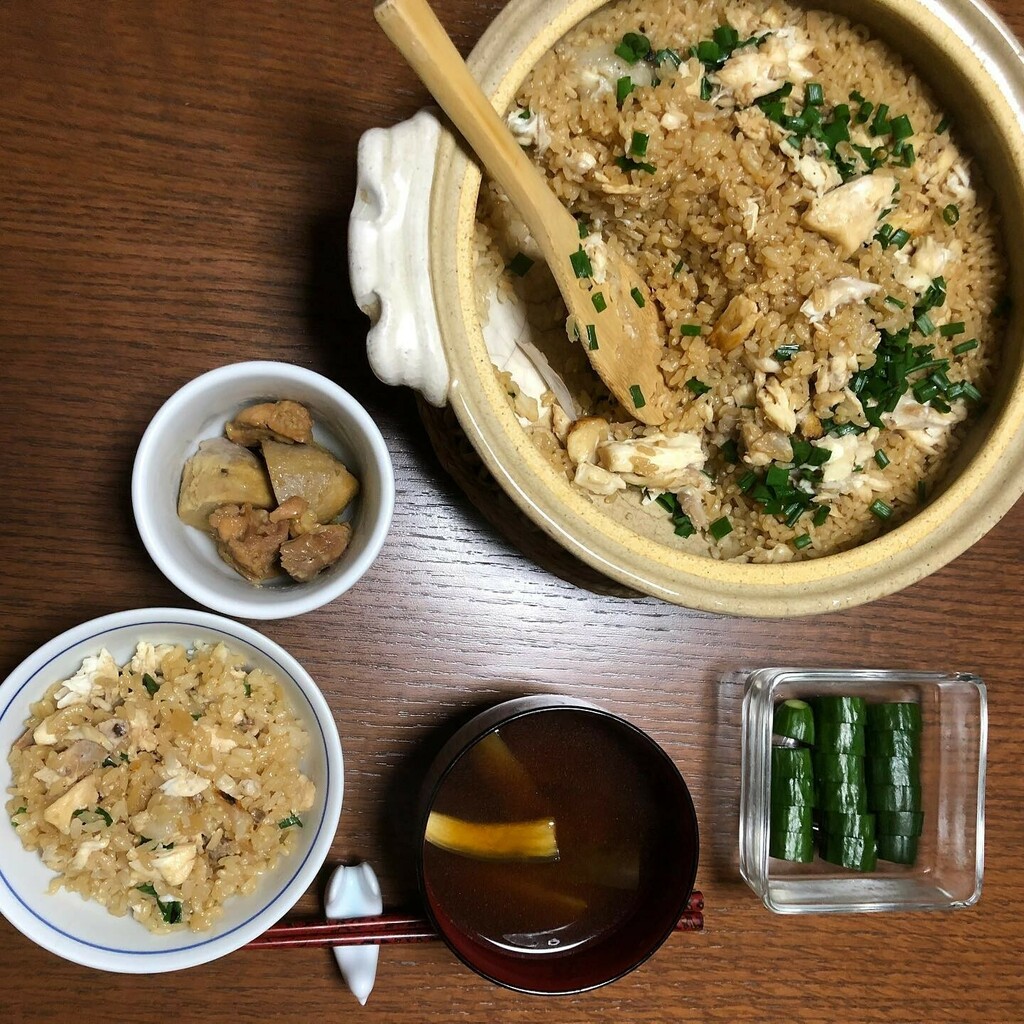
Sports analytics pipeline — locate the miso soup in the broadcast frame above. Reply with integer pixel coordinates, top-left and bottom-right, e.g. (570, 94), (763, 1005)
(421, 707), (697, 981)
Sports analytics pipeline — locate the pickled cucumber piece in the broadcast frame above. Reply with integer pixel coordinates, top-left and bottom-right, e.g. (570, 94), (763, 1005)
(773, 699), (814, 744)
(814, 696), (867, 724)
(868, 755), (921, 786)
(876, 811), (924, 837)
(770, 804), (813, 833)
(772, 746), (813, 779)
(768, 829), (814, 862)
(818, 783), (868, 813)
(821, 833), (877, 872)
(815, 721), (866, 755)
(812, 752), (866, 783)
(871, 784), (922, 811)
(869, 730), (920, 757)
(821, 812), (875, 839)
(262, 440), (359, 524)
(771, 775), (814, 807)
(867, 702), (922, 733)
(177, 438), (274, 530)
(876, 833), (919, 864)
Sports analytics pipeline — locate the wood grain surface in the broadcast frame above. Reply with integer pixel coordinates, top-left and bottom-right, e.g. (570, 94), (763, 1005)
(1, 1), (1023, 1021)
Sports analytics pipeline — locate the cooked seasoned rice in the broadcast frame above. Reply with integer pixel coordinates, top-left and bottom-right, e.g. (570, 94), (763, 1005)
(7, 642), (315, 932)
(477, 0), (1004, 562)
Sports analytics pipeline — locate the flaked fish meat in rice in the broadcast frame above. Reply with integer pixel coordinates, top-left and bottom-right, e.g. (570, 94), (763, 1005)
(7, 642), (315, 932)
(476, 0), (1004, 562)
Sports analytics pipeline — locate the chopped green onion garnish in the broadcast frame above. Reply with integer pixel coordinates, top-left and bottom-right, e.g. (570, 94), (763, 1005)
(629, 384), (646, 409)
(914, 312), (936, 336)
(738, 470), (757, 492)
(586, 324), (598, 350)
(614, 32), (651, 64)
(592, 292), (607, 313)
(939, 321), (965, 337)
(900, 144), (916, 167)
(720, 439), (739, 464)
(952, 338), (979, 355)
(889, 114), (914, 141)
(577, 216), (589, 239)
(569, 247), (593, 279)
(136, 883), (158, 896)
(961, 382), (982, 402)
(278, 814), (303, 830)
(700, 77), (713, 102)
(655, 492), (680, 514)
(142, 673), (160, 696)
(885, 295), (907, 309)
(630, 286), (645, 308)
(870, 103), (890, 135)
(615, 155), (656, 175)
(672, 258), (686, 276)
(712, 24), (739, 50)
(518, 107), (531, 120)
(936, 115), (951, 134)
(243, 682), (252, 697)
(874, 449), (890, 469)
(95, 806), (113, 827)
(869, 499), (893, 520)
(804, 82), (824, 106)
(679, 323), (702, 336)
(889, 228), (910, 250)
(774, 344), (800, 362)
(695, 39), (721, 62)
(655, 47), (683, 68)
(616, 76), (633, 108)
(101, 756), (117, 768)
(630, 131), (649, 158)
(813, 504), (831, 527)
(685, 377), (711, 397)
(507, 253), (534, 277)
(943, 203), (960, 225)
(709, 516), (733, 541)
(674, 515), (696, 538)
(765, 464), (789, 489)
(793, 533), (812, 550)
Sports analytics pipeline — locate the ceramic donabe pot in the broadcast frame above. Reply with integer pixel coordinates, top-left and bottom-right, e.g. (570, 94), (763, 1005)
(350, 0), (1024, 616)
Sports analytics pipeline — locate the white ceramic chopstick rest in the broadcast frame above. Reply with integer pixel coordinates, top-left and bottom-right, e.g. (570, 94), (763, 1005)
(325, 863), (384, 1005)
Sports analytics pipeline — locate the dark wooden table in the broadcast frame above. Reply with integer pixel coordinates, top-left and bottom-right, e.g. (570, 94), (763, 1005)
(2, 2), (1023, 1021)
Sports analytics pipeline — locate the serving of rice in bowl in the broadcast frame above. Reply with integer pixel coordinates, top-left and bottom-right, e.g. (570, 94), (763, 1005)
(357, 0), (1024, 614)
(0, 609), (343, 972)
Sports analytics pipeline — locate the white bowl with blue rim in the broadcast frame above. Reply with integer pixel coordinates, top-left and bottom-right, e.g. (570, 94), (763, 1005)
(0, 608), (343, 973)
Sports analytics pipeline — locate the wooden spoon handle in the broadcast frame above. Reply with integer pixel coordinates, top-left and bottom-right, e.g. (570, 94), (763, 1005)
(374, 0), (569, 234)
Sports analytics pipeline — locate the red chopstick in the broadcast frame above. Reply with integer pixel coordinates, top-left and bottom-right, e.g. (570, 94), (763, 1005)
(247, 890), (704, 950)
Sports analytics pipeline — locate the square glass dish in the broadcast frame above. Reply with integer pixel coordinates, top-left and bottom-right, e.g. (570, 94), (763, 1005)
(738, 669), (987, 914)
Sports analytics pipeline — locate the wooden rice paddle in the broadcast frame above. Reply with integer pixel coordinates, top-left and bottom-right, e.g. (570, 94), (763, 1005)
(374, 0), (669, 425)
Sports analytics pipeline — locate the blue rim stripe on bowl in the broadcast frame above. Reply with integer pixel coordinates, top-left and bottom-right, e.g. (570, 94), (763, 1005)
(0, 618), (332, 957)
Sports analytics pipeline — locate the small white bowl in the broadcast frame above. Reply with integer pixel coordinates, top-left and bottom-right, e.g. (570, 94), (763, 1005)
(0, 608), (343, 973)
(132, 361), (394, 620)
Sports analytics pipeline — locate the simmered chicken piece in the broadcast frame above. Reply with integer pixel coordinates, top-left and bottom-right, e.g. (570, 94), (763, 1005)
(224, 400), (314, 446)
(208, 503), (289, 582)
(279, 523), (352, 582)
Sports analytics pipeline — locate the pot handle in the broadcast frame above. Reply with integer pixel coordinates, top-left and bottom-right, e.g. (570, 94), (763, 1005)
(348, 109), (451, 407)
